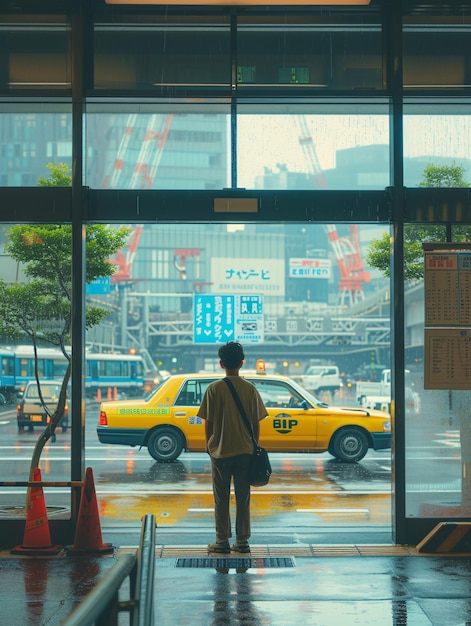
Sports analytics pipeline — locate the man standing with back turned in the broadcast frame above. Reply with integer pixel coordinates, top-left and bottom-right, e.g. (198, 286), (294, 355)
(197, 341), (268, 554)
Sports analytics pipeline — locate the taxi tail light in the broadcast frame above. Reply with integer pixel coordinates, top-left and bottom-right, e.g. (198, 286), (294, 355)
(99, 411), (108, 426)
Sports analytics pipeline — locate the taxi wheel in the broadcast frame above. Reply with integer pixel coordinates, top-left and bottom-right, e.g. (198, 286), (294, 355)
(330, 428), (368, 463)
(148, 427), (184, 462)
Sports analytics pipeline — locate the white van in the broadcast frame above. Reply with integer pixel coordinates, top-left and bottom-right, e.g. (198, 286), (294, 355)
(301, 365), (342, 396)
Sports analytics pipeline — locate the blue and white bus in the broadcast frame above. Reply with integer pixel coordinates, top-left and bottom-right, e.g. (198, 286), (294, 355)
(0, 348), (16, 404)
(10, 346), (146, 399)
(85, 352), (145, 398)
(13, 346), (68, 391)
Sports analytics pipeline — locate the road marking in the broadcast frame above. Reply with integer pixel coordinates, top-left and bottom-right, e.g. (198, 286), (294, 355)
(297, 508), (370, 514)
(188, 508), (214, 512)
(433, 439), (460, 447)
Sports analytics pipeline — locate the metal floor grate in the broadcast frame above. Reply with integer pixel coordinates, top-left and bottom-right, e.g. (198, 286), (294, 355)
(175, 556), (295, 569)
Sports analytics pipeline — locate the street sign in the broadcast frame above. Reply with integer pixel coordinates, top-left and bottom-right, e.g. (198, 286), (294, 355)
(86, 277), (111, 295)
(194, 294), (264, 344)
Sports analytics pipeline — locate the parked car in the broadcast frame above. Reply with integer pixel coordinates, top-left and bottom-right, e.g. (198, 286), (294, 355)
(97, 372), (391, 463)
(17, 380), (69, 433)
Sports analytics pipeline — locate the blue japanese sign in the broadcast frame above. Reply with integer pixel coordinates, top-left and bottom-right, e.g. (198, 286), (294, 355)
(194, 294), (264, 344)
(86, 277), (111, 295)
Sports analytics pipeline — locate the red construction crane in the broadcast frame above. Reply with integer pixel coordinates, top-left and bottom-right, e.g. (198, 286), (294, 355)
(174, 249), (201, 281)
(295, 116), (370, 305)
(103, 113), (173, 191)
(104, 114), (173, 285)
(326, 224), (370, 307)
(111, 225), (143, 285)
(296, 115), (327, 190)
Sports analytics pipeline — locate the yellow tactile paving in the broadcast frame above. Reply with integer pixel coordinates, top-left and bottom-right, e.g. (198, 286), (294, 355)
(115, 544), (417, 559)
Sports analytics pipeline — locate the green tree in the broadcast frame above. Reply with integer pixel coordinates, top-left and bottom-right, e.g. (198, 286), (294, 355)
(37, 162), (72, 187)
(366, 163), (471, 280)
(419, 162), (470, 189)
(0, 163), (128, 482)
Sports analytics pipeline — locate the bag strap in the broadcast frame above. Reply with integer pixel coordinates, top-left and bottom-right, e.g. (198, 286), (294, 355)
(223, 377), (257, 449)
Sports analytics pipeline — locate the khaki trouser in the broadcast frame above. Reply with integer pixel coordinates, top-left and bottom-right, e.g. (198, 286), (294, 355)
(211, 454), (252, 543)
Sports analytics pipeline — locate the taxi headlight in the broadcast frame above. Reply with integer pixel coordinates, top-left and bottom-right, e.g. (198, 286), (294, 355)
(383, 420), (391, 431)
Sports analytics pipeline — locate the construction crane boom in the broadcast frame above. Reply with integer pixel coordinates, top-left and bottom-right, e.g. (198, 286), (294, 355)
(105, 114), (173, 285)
(295, 115), (370, 305)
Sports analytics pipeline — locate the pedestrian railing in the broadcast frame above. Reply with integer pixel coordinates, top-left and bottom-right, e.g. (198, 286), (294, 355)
(61, 513), (156, 626)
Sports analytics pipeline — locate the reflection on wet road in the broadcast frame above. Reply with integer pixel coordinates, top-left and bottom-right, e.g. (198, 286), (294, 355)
(91, 450), (392, 527)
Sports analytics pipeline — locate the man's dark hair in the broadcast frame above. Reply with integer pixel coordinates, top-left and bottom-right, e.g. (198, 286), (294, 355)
(218, 341), (245, 369)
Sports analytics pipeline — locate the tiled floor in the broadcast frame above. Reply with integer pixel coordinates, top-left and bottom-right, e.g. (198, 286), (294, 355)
(2, 545), (471, 625)
(147, 546), (471, 626)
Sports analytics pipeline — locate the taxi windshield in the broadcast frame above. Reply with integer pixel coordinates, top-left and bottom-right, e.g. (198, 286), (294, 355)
(144, 379), (167, 401)
(286, 377), (328, 407)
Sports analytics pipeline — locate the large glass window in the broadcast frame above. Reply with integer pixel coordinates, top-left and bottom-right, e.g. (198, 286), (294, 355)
(0, 223), (72, 519)
(404, 228), (471, 520)
(6, 0), (471, 547)
(0, 104), (72, 187)
(85, 222), (391, 533)
(85, 104), (230, 189)
(404, 103), (471, 188)
(237, 103), (389, 190)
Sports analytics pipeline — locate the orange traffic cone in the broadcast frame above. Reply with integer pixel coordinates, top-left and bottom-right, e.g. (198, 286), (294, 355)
(11, 467), (63, 555)
(113, 387), (118, 400)
(96, 388), (102, 403)
(67, 467), (114, 554)
(107, 387), (112, 401)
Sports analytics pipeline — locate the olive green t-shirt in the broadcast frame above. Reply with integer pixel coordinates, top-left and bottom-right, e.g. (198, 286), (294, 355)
(197, 376), (268, 459)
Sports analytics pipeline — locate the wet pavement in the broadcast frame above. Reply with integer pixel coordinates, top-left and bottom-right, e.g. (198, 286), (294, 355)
(2, 545), (471, 625)
(0, 554), (118, 625)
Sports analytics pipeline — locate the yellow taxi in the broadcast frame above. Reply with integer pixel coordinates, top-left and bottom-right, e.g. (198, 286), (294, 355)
(97, 371), (391, 463)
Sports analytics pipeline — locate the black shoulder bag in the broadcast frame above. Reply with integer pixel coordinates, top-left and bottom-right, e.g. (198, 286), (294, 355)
(223, 377), (272, 487)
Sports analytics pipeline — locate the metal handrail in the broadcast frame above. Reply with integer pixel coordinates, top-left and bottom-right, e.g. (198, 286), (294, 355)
(61, 514), (156, 626)
(60, 553), (136, 626)
(133, 513), (156, 626)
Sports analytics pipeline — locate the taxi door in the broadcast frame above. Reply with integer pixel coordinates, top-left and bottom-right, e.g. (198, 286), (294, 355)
(172, 378), (214, 450)
(250, 379), (317, 452)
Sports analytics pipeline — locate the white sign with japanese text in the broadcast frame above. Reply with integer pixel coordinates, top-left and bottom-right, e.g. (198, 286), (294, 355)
(289, 258), (331, 279)
(210, 258), (285, 296)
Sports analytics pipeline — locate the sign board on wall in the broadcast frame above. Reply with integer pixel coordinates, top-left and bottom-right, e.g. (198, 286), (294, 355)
(193, 294), (264, 344)
(424, 248), (471, 389)
(424, 328), (471, 389)
(289, 258), (331, 278)
(210, 258), (284, 296)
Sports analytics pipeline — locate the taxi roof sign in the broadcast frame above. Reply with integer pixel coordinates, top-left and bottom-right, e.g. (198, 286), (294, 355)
(256, 359), (266, 374)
